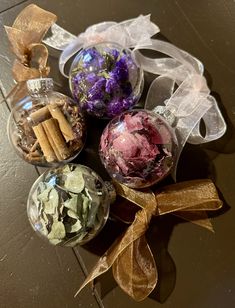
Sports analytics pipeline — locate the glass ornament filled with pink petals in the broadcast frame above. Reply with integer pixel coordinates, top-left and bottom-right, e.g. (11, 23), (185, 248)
(99, 109), (178, 188)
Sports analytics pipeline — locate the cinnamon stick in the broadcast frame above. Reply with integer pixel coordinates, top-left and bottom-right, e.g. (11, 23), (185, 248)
(42, 118), (70, 160)
(30, 140), (39, 152)
(32, 124), (57, 162)
(30, 106), (51, 124)
(48, 104), (74, 142)
(43, 125), (63, 161)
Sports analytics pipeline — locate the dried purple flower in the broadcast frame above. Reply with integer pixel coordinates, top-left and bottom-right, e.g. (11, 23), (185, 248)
(121, 81), (132, 96)
(108, 48), (120, 60)
(105, 77), (120, 94)
(86, 72), (99, 84)
(88, 77), (106, 100)
(112, 57), (129, 82)
(69, 43), (143, 118)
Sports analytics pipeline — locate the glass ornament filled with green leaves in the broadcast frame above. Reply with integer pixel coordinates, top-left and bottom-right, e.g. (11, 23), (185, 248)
(27, 164), (115, 246)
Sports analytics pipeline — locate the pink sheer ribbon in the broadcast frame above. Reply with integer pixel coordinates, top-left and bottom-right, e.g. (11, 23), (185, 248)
(43, 15), (226, 176)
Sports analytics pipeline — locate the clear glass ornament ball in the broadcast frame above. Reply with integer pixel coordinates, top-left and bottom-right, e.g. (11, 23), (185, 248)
(27, 164), (112, 247)
(7, 78), (86, 167)
(99, 109), (178, 188)
(69, 42), (144, 119)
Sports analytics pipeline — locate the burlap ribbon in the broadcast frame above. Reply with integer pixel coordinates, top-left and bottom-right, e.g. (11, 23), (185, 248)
(4, 4), (56, 106)
(76, 179), (222, 301)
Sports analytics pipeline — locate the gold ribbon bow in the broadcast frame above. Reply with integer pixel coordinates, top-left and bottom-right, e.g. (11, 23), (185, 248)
(4, 4), (56, 106)
(76, 179), (222, 301)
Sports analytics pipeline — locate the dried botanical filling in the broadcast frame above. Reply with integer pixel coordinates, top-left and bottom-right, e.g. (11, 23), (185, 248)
(9, 94), (86, 165)
(100, 110), (177, 188)
(69, 43), (143, 118)
(28, 164), (110, 246)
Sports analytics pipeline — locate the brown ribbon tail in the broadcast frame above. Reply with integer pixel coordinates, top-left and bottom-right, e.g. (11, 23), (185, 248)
(156, 179), (223, 215)
(75, 207), (152, 297)
(74, 235), (126, 297)
(173, 211), (214, 232)
(112, 235), (157, 301)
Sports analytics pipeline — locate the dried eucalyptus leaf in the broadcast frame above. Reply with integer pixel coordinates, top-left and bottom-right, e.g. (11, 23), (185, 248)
(49, 238), (62, 245)
(83, 174), (100, 193)
(38, 201), (43, 216)
(64, 195), (78, 212)
(64, 168), (85, 193)
(82, 195), (91, 225)
(65, 219), (82, 233)
(71, 220), (82, 232)
(43, 188), (59, 215)
(37, 182), (47, 195)
(59, 189), (70, 202)
(58, 201), (64, 216)
(62, 230), (88, 247)
(32, 190), (39, 206)
(39, 215), (49, 236)
(67, 209), (80, 220)
(84, 187), (92, 201)
(41, 211), (49, 225)
(62, 165), (72, 174)
(86, 189), (100, 207)
(48, 221), (66, 240)
(37, 185), (51, 203)
(74, 194), (84, 223)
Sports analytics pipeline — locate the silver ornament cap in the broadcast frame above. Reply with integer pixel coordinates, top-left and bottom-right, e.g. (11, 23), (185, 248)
(153, 105), (176, 126)
(27, 78), (54, 96)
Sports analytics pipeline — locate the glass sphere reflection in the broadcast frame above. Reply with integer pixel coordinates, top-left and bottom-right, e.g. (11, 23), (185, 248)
(99, 109), (178, 188)
(69, 42), (144, 119)
(27, 164), (111, 247)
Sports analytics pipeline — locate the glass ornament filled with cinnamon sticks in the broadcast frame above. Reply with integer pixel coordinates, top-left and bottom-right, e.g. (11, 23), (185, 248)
(8, 78), (86, 166)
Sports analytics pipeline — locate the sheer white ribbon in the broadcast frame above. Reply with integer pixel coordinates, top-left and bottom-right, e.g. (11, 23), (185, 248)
(43, 15), (226, 176)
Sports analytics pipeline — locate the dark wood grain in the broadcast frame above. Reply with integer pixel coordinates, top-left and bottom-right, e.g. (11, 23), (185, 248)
(0, 0), (28, 13)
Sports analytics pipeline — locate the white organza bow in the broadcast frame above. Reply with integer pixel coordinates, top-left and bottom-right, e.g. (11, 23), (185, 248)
(44, 15), (159, 77)
(43, 14), (226, 175)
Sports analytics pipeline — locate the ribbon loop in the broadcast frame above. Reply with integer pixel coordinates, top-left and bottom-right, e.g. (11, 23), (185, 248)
(42, 14), (226, 160)
(4, 4), (56, 106)
(43, 14), (160, 77)
(142, 44), (226, 150)
(76, 179), (222, 301)
(42, 15), (226, 150)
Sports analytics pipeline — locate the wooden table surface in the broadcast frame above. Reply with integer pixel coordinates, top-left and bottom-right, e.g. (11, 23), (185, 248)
(0, 1), (235, 307)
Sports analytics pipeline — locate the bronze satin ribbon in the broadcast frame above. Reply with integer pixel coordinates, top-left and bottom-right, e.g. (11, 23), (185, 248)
(76, 179), (222, 301)
(4, 4), (56, 107)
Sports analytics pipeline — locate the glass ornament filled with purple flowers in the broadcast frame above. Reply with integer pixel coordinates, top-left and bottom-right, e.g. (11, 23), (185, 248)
(99, 110), (178, 188)
(69, 43), (144, 119)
